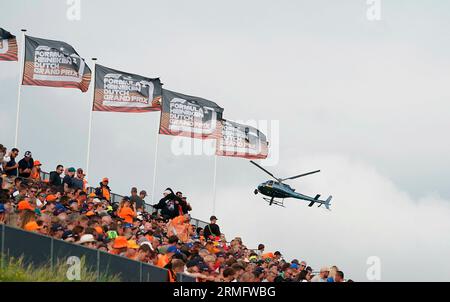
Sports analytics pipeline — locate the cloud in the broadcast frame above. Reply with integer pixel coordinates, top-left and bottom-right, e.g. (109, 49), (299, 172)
(205, 154), (450, 281)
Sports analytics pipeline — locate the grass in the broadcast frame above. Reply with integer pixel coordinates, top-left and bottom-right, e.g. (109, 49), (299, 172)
(0, 255), (120, 282)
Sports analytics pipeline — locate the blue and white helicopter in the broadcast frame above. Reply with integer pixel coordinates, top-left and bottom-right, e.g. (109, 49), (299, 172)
(251, 160), (332, 210)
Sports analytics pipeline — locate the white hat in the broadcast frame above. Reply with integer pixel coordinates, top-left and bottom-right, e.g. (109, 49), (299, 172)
(93, 198), (101, 204)
(78, 234), (96, 245)
(163, 190), (171, 195)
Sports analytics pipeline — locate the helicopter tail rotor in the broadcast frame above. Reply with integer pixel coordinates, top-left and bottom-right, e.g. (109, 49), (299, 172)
(324, 196), (332, 210)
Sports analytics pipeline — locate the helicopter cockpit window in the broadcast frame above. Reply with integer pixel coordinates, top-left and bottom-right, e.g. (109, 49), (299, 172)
(267, 181), (274, 186)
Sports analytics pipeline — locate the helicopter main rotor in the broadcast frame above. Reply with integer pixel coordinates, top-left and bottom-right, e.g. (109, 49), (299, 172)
(250, 160), (320, 183)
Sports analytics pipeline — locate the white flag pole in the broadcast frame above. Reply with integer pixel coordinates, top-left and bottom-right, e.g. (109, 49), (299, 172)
(14, 29), (27, 148)
(85, 58), (97, 180)
(151, 113), (160, 204)
(212, 155), (218, 215)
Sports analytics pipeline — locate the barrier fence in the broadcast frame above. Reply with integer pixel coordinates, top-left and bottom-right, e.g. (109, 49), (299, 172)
(0, 224), (197, 282)
(40, 171), (209, 229)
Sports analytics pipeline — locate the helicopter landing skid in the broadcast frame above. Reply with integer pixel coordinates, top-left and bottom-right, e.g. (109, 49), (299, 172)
(263, 197), (285, 207)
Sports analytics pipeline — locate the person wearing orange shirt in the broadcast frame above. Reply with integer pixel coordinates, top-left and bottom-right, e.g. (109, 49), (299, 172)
(156, 245), (180, 268)
(167, 214), (192, 243)
(118, 197), (136, 224)
(95, 178), (111, 202)
(30, 160), (42, 181)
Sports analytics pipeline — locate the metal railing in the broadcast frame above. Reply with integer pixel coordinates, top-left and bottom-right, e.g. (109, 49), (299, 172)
(40, 171), (209, 229)
(0, 224), (197, 282)
(0, 224), (169, 281)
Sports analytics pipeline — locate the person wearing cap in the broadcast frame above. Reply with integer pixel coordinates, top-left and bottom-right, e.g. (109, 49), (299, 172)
(30, 160), (42, 181)
(124, 239), (141, 259)
(24, 220), (41, 232)
(156, 245), (180, 268)
(95, 178), (111, 202)
(50, 223), (65, 239)
(18, 151), (34, 179)
(18, 199), (34, 212)
(204, 215), (221, 240)
(311, 267), (330, 282)
(63, 167), (76, 192)
(78, 234), (97, 249)
(110, 236), (128, 255)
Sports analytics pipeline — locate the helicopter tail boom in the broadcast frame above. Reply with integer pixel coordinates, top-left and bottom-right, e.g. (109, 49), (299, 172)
(309, 195), (332, 210)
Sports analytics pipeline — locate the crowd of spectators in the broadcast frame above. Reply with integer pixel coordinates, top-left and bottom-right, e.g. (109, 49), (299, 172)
(0, 144), (350, 282)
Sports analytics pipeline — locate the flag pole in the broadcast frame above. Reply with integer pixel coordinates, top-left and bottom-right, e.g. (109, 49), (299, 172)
(151, 114), (160, 204)
(85, 58), (97, 180)
(14, 29), (27, 148)
(212, 155), (218, 215)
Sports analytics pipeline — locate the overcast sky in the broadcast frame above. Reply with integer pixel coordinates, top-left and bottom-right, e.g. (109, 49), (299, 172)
(2, 0), (450, 281)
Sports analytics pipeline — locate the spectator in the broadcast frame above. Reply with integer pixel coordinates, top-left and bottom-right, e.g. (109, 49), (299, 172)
(49, 165), (64, 190)
(311, 267), (330, 282)
(139, 190), (147, 206)
(179, 196), (192, 215)
(71, 168), (85, 191)
(256, 244), (265, 257)
(153, 188), (180, 219)
(95, 177), (111, 202)
(18, 151), (34, 179)
(299, 261), (307, 271)
(130, 187), (144, 211)
(327, 265), (339, 282)
(78, 234), (97, 249)
(3, 148), (19, 177)
(118, 196), (136, 224)
(239, 272), (255, 282)
(168, 259), (185, 282)
(335, 271), (345, 282)
(0, 144), (7, 188)
(204, 215), (221, 240)
(30, 160), (42, 181)
(63, 167), (76, 192)
(0, 145), (349, 283)
(222, 267), (236, 282)
(296, 269), (312, 282)
(274, 251), (282, 260)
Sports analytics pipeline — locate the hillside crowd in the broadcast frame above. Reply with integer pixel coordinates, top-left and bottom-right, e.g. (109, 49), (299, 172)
(0, 144), (349, 282)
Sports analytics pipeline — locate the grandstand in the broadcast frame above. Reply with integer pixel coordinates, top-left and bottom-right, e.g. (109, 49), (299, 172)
(0, 144), (347, 282)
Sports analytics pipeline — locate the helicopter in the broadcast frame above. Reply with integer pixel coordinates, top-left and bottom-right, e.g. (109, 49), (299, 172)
(250, 160), (332, 210)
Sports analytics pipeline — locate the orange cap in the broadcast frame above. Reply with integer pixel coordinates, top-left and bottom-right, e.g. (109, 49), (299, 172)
(18, 200), (34, 211)
(102, 177), (109, 182)
(33, 160), (42, 166)
(86, 211), (95, 217)
(94, 226), (103, 234)
(24, 221), (40, 231)
(46, 194), (57, 202)
(113, 236), (128, 249)
(127, 240), (140, 249)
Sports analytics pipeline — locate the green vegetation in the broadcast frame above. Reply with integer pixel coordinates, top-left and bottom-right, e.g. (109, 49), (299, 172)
(0, 255), (120, 282)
